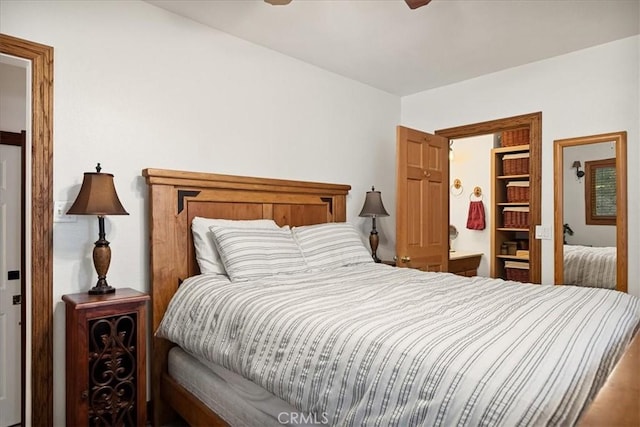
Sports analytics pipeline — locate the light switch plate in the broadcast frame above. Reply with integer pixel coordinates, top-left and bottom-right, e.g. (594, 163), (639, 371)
(54, 201), (77, 223)
(535, 225), (551, 240)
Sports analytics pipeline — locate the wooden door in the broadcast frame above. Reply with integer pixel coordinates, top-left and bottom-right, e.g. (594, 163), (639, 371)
(396, 126), (449, 271)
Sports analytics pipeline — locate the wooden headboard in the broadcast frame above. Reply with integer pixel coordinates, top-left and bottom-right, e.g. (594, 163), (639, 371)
(142, 168), (350, 423)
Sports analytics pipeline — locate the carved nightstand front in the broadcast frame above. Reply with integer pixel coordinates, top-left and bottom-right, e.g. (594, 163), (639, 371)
(63, 288), (149, 427)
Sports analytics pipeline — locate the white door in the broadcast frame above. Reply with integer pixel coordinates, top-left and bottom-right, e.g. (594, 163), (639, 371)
(0, 144), (21, 427)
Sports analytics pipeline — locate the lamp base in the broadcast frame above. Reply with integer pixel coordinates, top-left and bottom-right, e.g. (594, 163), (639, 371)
(90, 216), (116, 295)
(88, 284), (116, 295)
(369, 222), (381, 263)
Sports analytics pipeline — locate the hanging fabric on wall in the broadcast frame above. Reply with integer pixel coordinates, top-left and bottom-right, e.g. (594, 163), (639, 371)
(467, 200), (486, 230)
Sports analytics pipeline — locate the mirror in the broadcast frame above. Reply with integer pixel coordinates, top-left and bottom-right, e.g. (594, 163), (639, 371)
(553, 132), (627, 292)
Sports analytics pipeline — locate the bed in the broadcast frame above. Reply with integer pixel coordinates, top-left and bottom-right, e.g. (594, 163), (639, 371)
(563, 245), (617, 290)
(143, 168), (639, 427)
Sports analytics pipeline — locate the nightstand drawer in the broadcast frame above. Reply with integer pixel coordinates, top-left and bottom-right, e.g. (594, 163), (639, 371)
(448, 253), (482, 277)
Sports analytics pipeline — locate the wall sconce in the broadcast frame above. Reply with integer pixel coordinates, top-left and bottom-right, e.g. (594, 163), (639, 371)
(67, 163), (129, 294)
(572, 161), (585, 179)
(358, 186), (389, 263)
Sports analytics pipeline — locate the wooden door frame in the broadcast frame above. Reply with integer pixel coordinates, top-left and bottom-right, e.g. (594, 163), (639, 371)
(435, 112), (542, 283)
(0, 34), (53, 426)
(553, 132), (627, 292)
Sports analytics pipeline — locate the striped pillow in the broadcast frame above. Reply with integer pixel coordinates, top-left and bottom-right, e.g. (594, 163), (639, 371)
(209, 225), (308, 281)
(292, 222), (373, 270)
(192, 217), (280, 275)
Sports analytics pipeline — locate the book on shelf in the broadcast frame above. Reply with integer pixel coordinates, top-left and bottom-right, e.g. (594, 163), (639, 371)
(503, 206), (529, 213)
(516, 250), (529, 258)
(506, 180), (530, 187)
(504, 260), (529, 270)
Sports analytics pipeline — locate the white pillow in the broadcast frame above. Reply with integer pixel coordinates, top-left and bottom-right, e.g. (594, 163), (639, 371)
(209, 225), (308, 281)
(191, 217), (279, 275)
(291, 222), (373, 271)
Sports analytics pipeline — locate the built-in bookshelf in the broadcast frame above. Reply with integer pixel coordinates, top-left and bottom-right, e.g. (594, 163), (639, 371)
(491, 129), (532, 282)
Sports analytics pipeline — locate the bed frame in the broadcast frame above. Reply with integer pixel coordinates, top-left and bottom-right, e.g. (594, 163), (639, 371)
(143, 168), (351, 426)
(143, 167), (638, 427)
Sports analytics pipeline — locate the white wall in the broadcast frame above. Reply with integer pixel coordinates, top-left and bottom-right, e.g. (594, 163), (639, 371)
(0, 1), (400, 424)
(402, 36), (640, 297)
(563, 142), (617, 247)
(449, 135), (494, 276)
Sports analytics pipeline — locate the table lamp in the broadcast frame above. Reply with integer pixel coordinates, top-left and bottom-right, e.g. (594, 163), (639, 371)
(67, 163), (129, 294)
(358, 186), (389, 262)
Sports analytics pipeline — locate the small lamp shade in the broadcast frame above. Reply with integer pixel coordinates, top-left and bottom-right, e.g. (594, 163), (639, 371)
(67, 163), (128, 295)
(359, 186), (389, 263)
(571, 161), (582, 169)
(67, 169), (128, 216)
(358, 186), (389, 218)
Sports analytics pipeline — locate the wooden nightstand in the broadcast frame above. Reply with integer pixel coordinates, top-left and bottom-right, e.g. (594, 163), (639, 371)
(63, 288), (149, 426)
(448, 251), (482, 277)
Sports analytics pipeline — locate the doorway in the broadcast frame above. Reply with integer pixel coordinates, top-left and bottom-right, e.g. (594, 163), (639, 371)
(0, 130), (25, 427)
(0, 34), (54, 426)
(448, 134), (494, 277)
(435, 112), (542, 283)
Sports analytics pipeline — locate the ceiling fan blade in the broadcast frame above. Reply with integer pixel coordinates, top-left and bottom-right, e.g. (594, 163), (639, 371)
(405, 0), (432, 9)
(265, 0), (293, 5)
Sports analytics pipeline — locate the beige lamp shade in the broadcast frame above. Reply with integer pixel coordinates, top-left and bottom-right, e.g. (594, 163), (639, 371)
(67, 170), (129, 216)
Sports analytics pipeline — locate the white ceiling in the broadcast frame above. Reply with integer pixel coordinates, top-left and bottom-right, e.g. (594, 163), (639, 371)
(146, 0), (640, 96)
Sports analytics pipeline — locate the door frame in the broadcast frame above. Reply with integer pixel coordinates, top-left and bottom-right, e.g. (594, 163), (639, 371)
(435, 112), (542, 283)
(0, 34), (53, 426)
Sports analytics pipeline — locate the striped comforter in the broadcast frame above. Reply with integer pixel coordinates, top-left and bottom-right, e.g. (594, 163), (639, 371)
(157, 264), (639, 427)
(563, 245), (617, 289)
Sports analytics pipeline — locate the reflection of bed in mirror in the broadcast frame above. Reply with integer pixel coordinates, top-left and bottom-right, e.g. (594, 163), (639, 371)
(563, 244), (616, 289)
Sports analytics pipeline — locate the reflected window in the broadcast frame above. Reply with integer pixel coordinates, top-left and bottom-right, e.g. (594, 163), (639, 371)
(585, 157), (616, 225)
